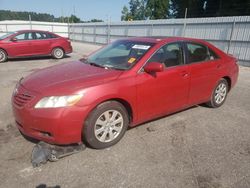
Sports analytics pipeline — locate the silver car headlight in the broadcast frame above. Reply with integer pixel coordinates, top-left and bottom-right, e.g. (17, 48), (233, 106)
(34, 94), (83, 108)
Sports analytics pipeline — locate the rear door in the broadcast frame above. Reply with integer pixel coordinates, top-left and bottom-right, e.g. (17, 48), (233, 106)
(31, 32), (52, 55)
(184, 42), (221, 105)
(136, 42), (190, 121)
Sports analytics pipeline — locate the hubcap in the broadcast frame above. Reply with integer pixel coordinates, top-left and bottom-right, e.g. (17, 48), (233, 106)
(94, 110), (123, 143)
(54, 49), (63, 58)
(214, 82), (227, 104)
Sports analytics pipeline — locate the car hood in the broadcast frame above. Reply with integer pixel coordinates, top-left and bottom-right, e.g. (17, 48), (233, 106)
(21, 61), (123, 94)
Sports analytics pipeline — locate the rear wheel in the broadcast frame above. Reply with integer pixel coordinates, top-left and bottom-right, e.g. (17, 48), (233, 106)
(0, 49), (7, 63)
(84, 101), (129, 149)
(52, 47), (64, 59)
(207, 78), (228, 108)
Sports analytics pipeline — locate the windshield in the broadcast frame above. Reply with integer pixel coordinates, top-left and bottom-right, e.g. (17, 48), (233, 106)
(82, 40), (154, 70)
(0, 32), (16, 40)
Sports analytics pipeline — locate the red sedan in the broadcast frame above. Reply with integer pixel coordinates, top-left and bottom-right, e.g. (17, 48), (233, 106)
(12, 37), (239, 149)
(0, 30), (72, 62)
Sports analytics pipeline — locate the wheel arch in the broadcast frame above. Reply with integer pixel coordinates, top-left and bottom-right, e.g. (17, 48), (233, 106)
(109, 98), (133, 125)
(91, 98), (134, 124)
(0, 48), (8, 56)
(222, 76), (231, 92)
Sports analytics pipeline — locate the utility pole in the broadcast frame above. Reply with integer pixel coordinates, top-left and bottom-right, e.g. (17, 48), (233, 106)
(61, 8), (64, 23)
(106, 14), (111, 44)
(182, 8), (188, 37)
(29, 14), (32, 30)
(72, 6), (76, 23)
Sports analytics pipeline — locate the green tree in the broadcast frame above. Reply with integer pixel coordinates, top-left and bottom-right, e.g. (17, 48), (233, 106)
(90, 19), (103, 22)
(121, 0), (148, 20)
(121, 0), (170, 20)
(129, 0), (148, 20)
(204, 0), (250, 17)
(147, 0), (169, 19)
(169, 0), (205, 18)
(0, 10), (86, 23)
(121, 6), (132, 21)
(68, 14), (81, 23)
(169, 0), (250, 18)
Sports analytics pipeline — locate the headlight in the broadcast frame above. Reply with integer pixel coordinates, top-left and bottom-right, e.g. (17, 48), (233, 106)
(35, 94), (83, 108)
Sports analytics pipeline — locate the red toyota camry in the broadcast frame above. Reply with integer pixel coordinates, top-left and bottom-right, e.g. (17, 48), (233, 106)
(12, 37), (238, 149)
(0, 30), (72, 62)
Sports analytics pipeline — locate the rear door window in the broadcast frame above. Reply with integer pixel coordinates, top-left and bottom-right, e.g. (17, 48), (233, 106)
(34, 32), (45, 40)
(34, 32), (57, 39)
(186, 43), (210, 64)
(208, 48), (219, 60)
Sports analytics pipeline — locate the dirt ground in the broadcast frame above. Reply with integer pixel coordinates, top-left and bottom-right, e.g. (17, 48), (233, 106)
(0, 42), (250, 188)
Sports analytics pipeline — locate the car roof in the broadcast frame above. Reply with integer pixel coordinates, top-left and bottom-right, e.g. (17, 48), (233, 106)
(122, 36), (208, 45)
(16, 29), (51, 33)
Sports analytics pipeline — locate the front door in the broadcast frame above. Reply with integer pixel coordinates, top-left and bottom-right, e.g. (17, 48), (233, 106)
(136, 42), (190, 122)
(8, 32), (33, 57)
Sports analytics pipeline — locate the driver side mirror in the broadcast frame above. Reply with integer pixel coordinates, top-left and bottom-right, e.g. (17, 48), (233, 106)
(144, 62), (164, 73)
(11, 37), (17, 42)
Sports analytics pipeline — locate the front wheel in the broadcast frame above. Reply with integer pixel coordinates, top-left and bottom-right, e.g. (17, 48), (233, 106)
(0, 49), (7, 63)
(84, 101), (129, 149)
(207, 78), (228, 108)
(52, 47), (65, 59)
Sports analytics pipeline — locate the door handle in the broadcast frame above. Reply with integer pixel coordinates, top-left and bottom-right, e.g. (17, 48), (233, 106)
(180, 71), (189, 78)
(217, 64), (222, 69)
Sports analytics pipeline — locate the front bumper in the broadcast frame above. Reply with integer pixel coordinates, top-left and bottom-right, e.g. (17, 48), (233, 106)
(12, 94), (90, 145)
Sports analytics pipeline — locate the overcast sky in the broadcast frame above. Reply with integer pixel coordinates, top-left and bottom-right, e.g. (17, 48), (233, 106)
(0, 0), (129, 21)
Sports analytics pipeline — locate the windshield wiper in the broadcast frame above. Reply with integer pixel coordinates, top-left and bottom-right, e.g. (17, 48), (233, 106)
(83, 60), (106, 69)
(89, 62), (106, 68)
(103, 64), (126, 70)
(84, 60), (125, 70)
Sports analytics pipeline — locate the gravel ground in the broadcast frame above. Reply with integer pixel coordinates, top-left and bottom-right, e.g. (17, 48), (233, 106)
(0, 42), (250, 188)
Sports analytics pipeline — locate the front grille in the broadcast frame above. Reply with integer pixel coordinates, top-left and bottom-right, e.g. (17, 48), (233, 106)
(13, 86), (34, 107)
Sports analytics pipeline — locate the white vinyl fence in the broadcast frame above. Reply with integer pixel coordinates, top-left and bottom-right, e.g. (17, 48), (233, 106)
(69, 16), (250, 66)
(0, 20), (69, 37)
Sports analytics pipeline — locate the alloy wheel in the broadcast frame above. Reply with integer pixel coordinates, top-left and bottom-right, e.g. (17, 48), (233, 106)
(94, 110), (124, 143)
(53, 48), (64, 59)
(214, 82), (227, 105)
(0, 50), (6, 62)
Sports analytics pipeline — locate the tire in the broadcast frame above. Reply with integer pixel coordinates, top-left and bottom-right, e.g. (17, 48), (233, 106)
(52, 47), (64, 59)
(84, 101), (129, 149)
(207, 78), (228, 108)
(0, 49), (7, 63)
